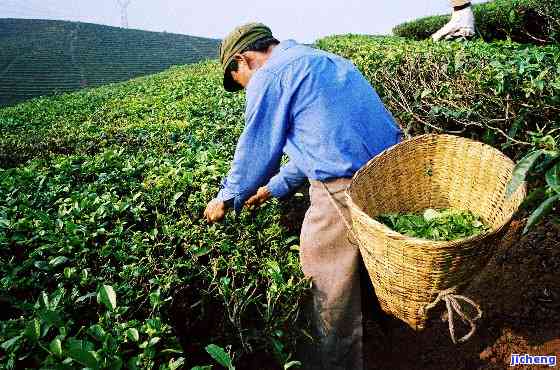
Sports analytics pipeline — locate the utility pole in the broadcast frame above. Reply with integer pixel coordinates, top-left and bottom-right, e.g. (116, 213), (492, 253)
(116, 0), (131, 28)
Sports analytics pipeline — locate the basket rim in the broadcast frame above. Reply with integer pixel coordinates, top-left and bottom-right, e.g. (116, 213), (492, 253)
(343, 133), (526, 247)
(351, 133), (516, 185)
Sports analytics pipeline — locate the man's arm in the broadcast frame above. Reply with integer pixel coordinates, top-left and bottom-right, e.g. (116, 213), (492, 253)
(245, 161), (307, 208)
(266, 161), (307, 199)
(209, 71), (291, 218)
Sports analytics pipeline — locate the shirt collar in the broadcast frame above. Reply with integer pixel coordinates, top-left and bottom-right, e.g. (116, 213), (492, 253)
(246, 40), (298, 92)
(269, 39), (298, 60)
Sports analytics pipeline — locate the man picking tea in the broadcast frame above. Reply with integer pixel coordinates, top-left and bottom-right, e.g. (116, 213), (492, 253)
(204, 23), (403, 370)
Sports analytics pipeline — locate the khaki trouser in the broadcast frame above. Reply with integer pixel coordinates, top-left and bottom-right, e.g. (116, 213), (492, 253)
(451, 0), (470, 6)
(298, 178), (364, 370)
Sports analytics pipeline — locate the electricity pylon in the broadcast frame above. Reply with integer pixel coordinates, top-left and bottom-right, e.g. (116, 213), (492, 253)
(117, 0), (131, 28)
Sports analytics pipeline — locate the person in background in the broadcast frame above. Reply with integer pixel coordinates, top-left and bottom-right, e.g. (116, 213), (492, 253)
(432, 1), (476, 41)
(204, 22), (403, 369)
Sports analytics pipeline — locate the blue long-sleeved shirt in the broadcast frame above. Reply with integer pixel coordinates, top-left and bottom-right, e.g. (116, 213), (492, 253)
(216, 40), (403, 211)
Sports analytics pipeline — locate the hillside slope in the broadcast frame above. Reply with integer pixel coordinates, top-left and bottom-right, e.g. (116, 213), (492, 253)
(0, 18), (220, 107)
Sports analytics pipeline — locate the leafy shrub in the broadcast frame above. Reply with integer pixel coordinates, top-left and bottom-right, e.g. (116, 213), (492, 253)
(393, 0), (560, 44)
(0, 62), (308, 368)
(393, 15), (450, 41)
(506, 132), (559, 233)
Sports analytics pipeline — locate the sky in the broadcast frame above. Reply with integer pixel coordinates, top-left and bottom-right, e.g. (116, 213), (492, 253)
(0, 0), (487, 43)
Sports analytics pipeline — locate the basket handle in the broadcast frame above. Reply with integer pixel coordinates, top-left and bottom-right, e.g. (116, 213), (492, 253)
(419, 286), (483, 344)
(320, 182), (363, 248)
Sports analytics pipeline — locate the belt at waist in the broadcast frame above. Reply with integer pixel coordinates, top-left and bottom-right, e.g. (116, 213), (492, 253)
(309, 177), (352, 194)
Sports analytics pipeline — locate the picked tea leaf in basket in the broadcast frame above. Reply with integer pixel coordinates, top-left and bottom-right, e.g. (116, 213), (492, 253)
(376, 208), (489, 241)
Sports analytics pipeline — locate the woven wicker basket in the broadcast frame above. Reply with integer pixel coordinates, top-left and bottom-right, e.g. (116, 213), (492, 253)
(345, 134), (526, 332)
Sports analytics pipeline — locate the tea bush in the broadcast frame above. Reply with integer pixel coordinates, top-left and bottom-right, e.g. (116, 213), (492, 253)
(0, 63), (309, 368)
(393, 0), (560, 44)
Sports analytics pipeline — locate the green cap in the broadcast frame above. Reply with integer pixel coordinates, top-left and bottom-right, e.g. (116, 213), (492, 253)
(219, 22), (273, 92)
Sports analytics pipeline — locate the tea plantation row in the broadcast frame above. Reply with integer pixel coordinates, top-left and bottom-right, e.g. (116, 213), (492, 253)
(0, 19), (220, 107)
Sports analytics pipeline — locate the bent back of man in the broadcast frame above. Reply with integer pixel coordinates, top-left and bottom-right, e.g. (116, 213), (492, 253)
(247, 40), (403, 184)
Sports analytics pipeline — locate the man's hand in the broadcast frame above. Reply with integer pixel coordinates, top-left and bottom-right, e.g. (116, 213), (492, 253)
(245, 186), (272, 209)
(204, 199), (227, 223)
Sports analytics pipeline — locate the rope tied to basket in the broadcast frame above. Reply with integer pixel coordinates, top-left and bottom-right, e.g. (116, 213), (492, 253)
(320, 182), (362, 246)
(419, 286), (483, 344)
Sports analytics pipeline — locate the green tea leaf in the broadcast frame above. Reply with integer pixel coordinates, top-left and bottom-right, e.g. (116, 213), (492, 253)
(205, 344), (235, 370)
(172, 191), (184, 204)
(67, 339), (99, 368)
(39, 291), (49, 309)
(49, 338), (63, 357)
(423, 208), (440, 222)
(0, 217), (10, 229)
(284, 361), (302, 369)
(506, 150), (545, 198)
(49, 256), (69, 267)
(169, 357), (185, 370)
(75, 292), (96, 303)
(523, 194), (560, 234)
(88, 324), (107, 341)
(1, 335), (22, 350)
(126, 328), (139, 342)
(49, 256), (70, 266)
(25, 319), (41, 342)
(545, 161), (560, 192)
(97, 284), (117, 311)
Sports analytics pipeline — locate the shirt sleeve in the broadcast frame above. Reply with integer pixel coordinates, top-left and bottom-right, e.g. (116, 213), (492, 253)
(216, 71), (291, 211)
(266, 161), (307, 199)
